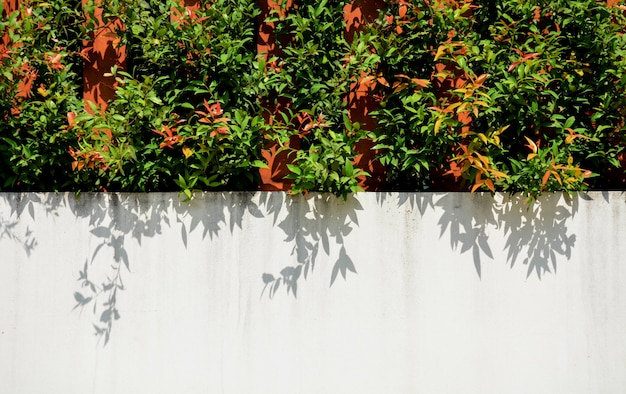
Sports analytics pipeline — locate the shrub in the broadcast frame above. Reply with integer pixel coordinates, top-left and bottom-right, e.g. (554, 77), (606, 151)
(370, 0), (626, 198)
(1, 0), (625, 199)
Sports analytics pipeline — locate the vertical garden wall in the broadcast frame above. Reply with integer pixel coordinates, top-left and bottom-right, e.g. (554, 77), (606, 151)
(1, 0), (626, 197)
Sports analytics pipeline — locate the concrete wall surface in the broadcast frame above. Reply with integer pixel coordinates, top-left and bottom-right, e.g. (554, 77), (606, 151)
(1, 191), (626, 393)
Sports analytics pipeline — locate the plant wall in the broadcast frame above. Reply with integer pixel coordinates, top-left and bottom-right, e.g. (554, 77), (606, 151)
(1, 0), (625, 199)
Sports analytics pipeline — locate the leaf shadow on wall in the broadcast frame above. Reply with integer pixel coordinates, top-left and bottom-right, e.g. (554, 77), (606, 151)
(8, 192), (358, 343)
(71, 192), (272, 344)
(258, 192), (362, 298)
(68, 192), (362, 341)
(70, 193), (172, 344)
(435, 192), (579, 279)
(1, 193), (39, 257)
(20, 192), (262, 345)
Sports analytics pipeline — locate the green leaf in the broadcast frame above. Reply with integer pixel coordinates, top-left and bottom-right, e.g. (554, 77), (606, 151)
(252, 160), (269, 169)
(286, 164), (301, 175)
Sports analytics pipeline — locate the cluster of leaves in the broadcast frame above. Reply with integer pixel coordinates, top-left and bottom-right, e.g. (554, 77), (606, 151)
(261, 0), (380, 199)
(71, 0), (267, 197)
(370, 0), (626, 198)
(2, 0), (626, 199)
(0, 0), (85, 190)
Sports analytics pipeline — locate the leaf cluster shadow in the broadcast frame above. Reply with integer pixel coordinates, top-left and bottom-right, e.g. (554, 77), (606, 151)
(69, 192), (262, 344)
(0, 193), (39, 257)
(435, 192), (580, 278)
(4, 190), (593, 345)
(259, 193), (362, 298)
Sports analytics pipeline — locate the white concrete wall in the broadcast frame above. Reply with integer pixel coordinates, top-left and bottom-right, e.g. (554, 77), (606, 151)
(1, 191), (625, 393)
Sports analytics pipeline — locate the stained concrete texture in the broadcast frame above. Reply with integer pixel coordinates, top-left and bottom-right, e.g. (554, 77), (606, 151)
(1, 191), (625, 393)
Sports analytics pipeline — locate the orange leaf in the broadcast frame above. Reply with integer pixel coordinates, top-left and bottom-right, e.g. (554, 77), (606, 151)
(393, 82), (408, 93)
(508, 61), (521, 72)
(67, 112), (77, 128)
(471, 178), (483, 193)
(541, 170), (551, 186)
(474, 73), (489, 86)
(377, 77), (390, 87)
(484, 179), (495, 192)
(359, 75), (375, 86)
(399, 5), (407, 18)
(410, 78), (430, 88)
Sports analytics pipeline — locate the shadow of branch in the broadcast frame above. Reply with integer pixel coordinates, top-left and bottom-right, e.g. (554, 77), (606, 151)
(69, 192), (253, 345)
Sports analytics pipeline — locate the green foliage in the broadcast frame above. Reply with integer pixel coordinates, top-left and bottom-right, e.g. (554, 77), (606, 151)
(1, 0), (626, 198)
(72, 0), (265, 195)
(261, 0), (378, 198)
(370, 0), (626, 198)
(0, 0), (85, 190)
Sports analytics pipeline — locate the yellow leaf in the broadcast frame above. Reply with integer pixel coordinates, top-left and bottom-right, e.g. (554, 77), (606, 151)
(434, 116), (444, 135)
(456, 102), (469, 114)
(434, 45), (446, 61)
(446, 102), (463, 112)
(37, 86), (49, 97)
(524, 136), (538, 153)
(494, 125), (509, 135)
(476, 153), (490, 168)
(491, 169), (508, 179)
(182, 146), (193, 158)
